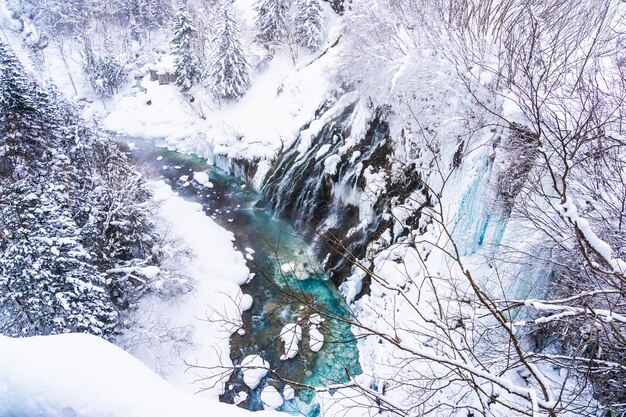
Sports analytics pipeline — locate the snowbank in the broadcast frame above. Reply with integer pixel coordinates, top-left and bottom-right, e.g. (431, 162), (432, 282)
(117, 180), (251, 396)
(0, 333), (282, 417)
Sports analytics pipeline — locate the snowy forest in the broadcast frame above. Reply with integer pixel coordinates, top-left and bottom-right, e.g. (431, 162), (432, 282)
(0, 1), (625, 417)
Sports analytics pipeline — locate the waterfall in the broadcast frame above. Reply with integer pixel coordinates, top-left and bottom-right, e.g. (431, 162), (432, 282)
(260, 102), (396, 286)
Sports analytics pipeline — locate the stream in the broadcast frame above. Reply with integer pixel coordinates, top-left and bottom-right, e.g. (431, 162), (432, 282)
(123, 137), (362, 416)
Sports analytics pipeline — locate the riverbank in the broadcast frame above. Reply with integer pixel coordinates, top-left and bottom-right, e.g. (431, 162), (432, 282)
(121, 137), (361, 415)
(116, 178), (251, 396)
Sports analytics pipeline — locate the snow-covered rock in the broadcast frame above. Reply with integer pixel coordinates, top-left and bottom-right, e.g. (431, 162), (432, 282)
(309, 314), (323, 325)
(240, 355), (270, 389)
(279, 323), (302, 360)
(240, 293), (254, 311)
(260, 386), (283, 410)
(234, 391), (249, 405)
(309, 326), (324, 352)
(283, 384), (295, 400)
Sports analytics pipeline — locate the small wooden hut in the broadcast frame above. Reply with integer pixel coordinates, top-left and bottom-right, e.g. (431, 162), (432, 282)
(148, 58), (178, 85)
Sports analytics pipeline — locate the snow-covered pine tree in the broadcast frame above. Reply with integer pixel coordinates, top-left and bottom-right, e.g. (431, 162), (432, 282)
(293, 0), (324, 51)
(1, 41), (162, 338)
(0, 182), (120, 337)
(119, 0), (173, 34)
(0, 41), (55, 175)
(82, 40), (126, 98)
(171, 7), (201, 91)
(208, 6), (250, 101)
(255, 0), (290, 45)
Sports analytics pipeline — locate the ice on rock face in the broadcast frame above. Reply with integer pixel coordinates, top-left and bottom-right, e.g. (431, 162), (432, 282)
(309, 326), (324, 352)
(260, 386), (283, 410)
(240, 355), (269, 389)
(279, 323), (302, 360)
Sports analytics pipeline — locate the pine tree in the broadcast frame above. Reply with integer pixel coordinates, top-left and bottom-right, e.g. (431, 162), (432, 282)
(171, 7), (201, 91)
(0, 183), (119, 336)
(294, 0), (324, 51)
(208, 6), (250, 101)
(0, 41), (56, 175)
(82, 40), (126, 98)
(255, 0), (290, 45)
(120, 0), (173, 33)
(1, 41), (161, 338)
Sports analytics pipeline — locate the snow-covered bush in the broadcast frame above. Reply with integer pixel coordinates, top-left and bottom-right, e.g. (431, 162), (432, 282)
(83, 41), (127, 98)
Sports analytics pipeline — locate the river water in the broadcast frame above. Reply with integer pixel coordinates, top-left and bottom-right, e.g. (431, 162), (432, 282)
(123, 138), (361, 416)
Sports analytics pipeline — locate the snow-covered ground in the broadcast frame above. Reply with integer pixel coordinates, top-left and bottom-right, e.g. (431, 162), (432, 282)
(0, 332), (283, 417)
(102, 40), (341, 165)
(115, 180), (251, 395)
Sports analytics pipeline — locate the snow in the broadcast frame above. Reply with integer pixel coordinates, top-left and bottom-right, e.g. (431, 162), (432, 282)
(102, 48), (335, 163)
(279, 323), (303, 360)
(193, 171), (212, 187)
(234, 390), (249, 405)
(283, 384), (295, 400)
(280, 262), (296, 274)
(0, 1), (21, 31)
(309, 326), (324, 352)
(3, 0), (610, 414)
(240, 354), (270, 389)
(560, 196), (626, 275)
(116, 180), (251, 396)
(315, 144), (332, 159)
(0, 333), (282, 417)
(260, 386), (284, 410)
(280, 261), (311, 279)
(323, 154), (342, 176)
(100, 5), (342, 165)
(241, 293), (254, 311)
(309, 313), (323, 325)
(137, 265), (161, 279)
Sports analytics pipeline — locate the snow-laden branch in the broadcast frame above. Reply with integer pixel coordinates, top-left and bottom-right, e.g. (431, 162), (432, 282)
(511, 301), (626, 326)
(559, 196), (626, 281)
